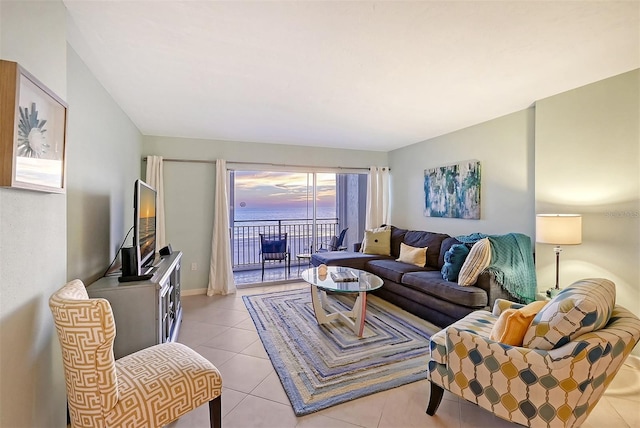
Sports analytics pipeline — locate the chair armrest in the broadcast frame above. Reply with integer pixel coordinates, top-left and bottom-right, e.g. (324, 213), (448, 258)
(491, 298), (525, 316)
(445, 324), (613, 372)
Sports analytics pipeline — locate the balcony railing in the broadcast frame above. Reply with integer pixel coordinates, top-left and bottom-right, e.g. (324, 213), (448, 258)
(231, 218), (339, 269)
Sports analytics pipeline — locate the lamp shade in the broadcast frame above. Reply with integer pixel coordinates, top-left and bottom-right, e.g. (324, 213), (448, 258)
(536, 214), (582, 245)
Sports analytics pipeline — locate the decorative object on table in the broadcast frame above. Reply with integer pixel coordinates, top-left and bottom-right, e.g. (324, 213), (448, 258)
(329, 269), (358, 282)
(424, 160), (481, 219)
(536, 214), (582, 297)
(0, 60), (68, 193)
(317, 263), (328, 276)
(243, 288), (438, 416)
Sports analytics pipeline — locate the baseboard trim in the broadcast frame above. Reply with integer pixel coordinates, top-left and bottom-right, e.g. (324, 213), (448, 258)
(181, 288), (208, 296)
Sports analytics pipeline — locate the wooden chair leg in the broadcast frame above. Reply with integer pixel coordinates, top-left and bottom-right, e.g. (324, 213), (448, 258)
(209, 395), (221, 428)
(426, 382), (444, 416)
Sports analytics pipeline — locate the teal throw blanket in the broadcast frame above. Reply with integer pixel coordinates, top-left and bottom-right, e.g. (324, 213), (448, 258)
(456, 233), (537, 303)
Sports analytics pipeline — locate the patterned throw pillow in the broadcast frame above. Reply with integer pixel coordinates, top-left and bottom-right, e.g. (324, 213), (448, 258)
(361, 228), (391, 256)
(396, 242), (427, 267)
(441, 244), (470, 282)
(489, 300), (548, 346)
(522, 278), (616, 350)
(457, 238), (491, 286)
(360, 225), (390, 253)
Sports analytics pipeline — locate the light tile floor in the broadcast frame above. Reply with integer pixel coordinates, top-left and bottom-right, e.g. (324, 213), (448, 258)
(169, 282), (640, 428)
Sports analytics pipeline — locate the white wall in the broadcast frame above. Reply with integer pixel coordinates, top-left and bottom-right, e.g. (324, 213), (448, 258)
(66, 46), (143, 284)
(142, 136), (387, 292)
(388, 108), (536, 238)
(535, 70), (639, 357)
(0, 1), (68, 426)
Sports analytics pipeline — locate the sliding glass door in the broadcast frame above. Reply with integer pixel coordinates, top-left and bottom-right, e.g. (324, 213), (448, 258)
(229, 169), (366, 277)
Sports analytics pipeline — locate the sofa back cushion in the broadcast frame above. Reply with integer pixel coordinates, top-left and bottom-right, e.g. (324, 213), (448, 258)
(389, 226), (408, 258)
(523, 278), (616, 350)
(403, 230), (450, 268)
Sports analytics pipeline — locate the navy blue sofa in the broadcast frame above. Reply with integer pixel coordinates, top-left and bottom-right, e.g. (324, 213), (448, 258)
(311, 226), (519, 327)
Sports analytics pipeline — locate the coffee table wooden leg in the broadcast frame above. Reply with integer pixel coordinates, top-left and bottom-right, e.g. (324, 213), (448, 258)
(310, 285), (368, 336)
(311, 285), (331, 324)
(356, 291), (367, 336)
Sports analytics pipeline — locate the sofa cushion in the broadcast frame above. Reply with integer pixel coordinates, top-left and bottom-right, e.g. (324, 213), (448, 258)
(403, 230), (450, 268)
(523, 278), (616, 350)
(441, 244), (470, 282)
(396, 242), (427, 267)
(362, 228), (391, 255)
(402, 271), (488, 308)
(311, 251), (391, 271)
(389, 226), (408, 258)
(366, 259), (431, 284)
(458, 238), (491, 286)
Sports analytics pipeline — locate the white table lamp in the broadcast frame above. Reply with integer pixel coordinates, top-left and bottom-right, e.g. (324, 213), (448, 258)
(536, 214), (582, 297)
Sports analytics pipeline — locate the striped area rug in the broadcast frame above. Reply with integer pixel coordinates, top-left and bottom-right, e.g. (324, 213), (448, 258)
(243, 288), (439, 416)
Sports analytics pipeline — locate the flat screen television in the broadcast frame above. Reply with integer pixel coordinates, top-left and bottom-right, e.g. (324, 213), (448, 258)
(134, 179), (157, 273)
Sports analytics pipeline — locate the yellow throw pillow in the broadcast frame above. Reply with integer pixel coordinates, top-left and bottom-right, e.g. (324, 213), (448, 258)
(360, 225), (390, 253)
(396, 242), (427, 267)
(489, 300), (548, 346)
(361, 228), (391, 256)
(457, 238), (491, 286)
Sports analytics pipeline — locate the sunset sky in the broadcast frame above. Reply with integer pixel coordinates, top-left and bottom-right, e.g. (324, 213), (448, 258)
(233, 171), (336, 209)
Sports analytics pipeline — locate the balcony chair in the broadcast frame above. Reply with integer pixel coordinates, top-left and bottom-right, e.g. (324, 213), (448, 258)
(317, 227), (348, 252)
(426, 278), (640, 428)
(49, 280), (223, 428)
(259, 232), (290, 281)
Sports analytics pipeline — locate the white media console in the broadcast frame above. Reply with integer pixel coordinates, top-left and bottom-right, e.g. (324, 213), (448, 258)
(87, 251), (183, 359)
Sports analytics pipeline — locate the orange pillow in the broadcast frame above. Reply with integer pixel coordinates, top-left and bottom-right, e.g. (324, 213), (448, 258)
(489, 300), (548, 346)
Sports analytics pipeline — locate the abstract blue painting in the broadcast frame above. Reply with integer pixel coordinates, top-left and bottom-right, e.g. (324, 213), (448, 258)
(424, 160), (481, 219)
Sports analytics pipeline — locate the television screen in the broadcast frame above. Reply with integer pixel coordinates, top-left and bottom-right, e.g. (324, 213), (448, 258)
(134, 179), (157, 273)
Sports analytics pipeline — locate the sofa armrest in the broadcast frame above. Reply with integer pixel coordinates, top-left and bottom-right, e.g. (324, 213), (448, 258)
(474, 271), (523, 308)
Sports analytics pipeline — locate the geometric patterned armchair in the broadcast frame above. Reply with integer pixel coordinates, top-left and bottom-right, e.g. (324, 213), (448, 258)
(426, 278), (640, 427)
(49, 280), (223, 428)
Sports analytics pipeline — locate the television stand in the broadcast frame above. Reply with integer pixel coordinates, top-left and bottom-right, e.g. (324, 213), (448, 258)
(87, 251), (183, 359)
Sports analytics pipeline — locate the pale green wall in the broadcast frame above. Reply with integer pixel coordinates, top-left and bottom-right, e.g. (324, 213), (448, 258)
(535, 70), (639, 355)
(0, 1), (68, 426)
(388, 108), (536, 238)
(66, 46), (143, 284)
(142, 136), (387, 292)
(0, 3), (144, 426)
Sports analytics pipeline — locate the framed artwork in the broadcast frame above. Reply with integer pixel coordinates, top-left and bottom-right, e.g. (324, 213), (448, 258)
(424, 160), (481, 219)
(0, 60), (68, 193)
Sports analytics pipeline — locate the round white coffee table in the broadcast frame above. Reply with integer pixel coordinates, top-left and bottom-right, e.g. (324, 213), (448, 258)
(301, 266), (383, 337)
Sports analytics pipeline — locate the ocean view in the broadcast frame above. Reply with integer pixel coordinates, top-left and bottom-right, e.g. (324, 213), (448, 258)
(233, 205), (337, 224)
(231, 205), (338, 266)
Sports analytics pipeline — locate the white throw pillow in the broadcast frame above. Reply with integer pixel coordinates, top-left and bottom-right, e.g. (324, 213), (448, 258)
(457, 238), (491, 286)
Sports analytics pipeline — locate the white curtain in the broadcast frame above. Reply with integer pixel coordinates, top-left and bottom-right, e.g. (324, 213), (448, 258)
(145, 156), (167, 249)
(208, 159), (236, 296)
(365, 166), (390, 229)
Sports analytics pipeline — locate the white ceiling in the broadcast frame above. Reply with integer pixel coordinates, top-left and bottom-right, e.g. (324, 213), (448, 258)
(63, 1), (639, 152)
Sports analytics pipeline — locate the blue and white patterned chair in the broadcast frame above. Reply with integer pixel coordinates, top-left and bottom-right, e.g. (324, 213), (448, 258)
(49, 280), (223, 428)
(426, 278), (640, 427)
